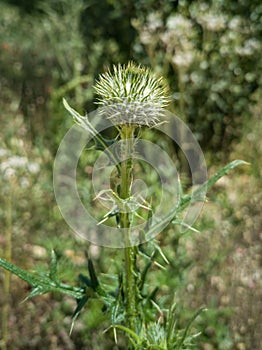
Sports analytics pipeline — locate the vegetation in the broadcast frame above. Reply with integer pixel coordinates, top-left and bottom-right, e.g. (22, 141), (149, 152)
(0, 1), (261, 349)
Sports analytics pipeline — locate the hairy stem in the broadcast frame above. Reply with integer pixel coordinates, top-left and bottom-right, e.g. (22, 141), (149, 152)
(119, 126), (138, 337)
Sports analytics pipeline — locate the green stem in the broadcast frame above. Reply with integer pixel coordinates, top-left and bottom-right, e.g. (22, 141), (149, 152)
(118, 126), (138, 338)
(1, 187), (12, 350)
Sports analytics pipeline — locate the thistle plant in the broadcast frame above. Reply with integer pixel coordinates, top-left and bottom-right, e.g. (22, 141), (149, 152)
(0, 62), (246, 349)
(94, 62), (170, 335)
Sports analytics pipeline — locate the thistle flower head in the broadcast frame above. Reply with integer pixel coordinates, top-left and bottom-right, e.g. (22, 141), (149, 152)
(94, 62), (170, 127)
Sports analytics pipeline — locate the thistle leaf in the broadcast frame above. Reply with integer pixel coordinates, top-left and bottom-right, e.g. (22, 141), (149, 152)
(63, 98), (121, 173)
(49, 249), (59, 284)
(0, 257), (84, 299)
(78, 273), (92, 288)
(87, 258), (99, 290)
(25, 286), (49, 300)
(0, 257), (48, 287)
(145, 160), (248, 238)
(175, 307), (206, 348)
(184, 159), (249, 205)
(70, 295), (89, 335)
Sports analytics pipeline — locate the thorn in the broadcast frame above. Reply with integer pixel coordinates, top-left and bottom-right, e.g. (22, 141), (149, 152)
(69, 320), (75, 336)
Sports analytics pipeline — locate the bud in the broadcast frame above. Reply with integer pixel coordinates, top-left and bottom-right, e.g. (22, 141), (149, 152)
(94, 62), (170, 127)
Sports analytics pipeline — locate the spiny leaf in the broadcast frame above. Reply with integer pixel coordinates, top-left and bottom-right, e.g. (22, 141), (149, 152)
(87, 258), (99, 290)
(166, 302), (178, 345)
(49, 249), (59, 284)
(0, 257), (84, 299)
(70, 295), (89, 335)
(79, 273), (92, 288)
(24, 286), (49, 300)
(172, 220), (200, 233)
(0, 257), (49, 287)
(175, 307), (206, 349)
(143, 287), (159, 310)
(152, 241), (169, 265)
(138, 260), (153, 291)
(111, 324), (141, 344)
(63, 98), (103, 144)
(145, 160), (248, 238)
(186, 159), (249, 204)
(63, 98), (121, 173)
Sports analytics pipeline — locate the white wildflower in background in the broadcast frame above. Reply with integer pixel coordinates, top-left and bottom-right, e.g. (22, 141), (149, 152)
(134, 12), (163, 45)
(0, 148), (9, 157)
(172, 50), (195, 68)
(0, 156), (28, 172)
(147, 12), (162, 32)
(20, 176), (30, 188)
(190, 3), (227, 32)
(166, 14), (192, 34)
(27, 162), (40, 174)
(3, 168), (15, 180)
(139, 30), (152, 45)
(228, 16), (242, 31)
(162, 14), (194, 45)
(94, 62), (170, 126)
(7, 156), (28, 168)
(161, 14), (196, 69)
(235, 38), (261, 56)
(0, 154), (40, 181)
(199, 12), (227, 31)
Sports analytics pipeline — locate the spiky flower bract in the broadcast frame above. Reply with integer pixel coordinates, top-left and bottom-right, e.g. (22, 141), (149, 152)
(94, 62), (170, 127)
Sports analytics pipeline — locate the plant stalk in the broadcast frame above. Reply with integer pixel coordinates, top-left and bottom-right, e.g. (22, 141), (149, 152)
(0, 187), (12, 350)
(119, 126), (138, 337)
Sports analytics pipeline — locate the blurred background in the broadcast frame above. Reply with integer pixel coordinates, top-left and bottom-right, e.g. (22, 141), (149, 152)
(0, 0), (261, 349)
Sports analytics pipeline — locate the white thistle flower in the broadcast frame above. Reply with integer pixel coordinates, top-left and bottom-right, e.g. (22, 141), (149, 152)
(94, 62), (170, 127)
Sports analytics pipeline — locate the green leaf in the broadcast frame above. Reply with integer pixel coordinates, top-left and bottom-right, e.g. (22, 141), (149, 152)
(185, 159), (249, 205)
(138, 260), (152, 291)
(0, 257), (84, 299)
(63, 98), (121, 173)
(112, 324), (141, 344)
(146, 160), (248, 238)
(144, 192), (181, 241)
(70, 295), (89, 335)
(25, 286), (49, 300)
(88, 258), (99, 290)
(166, 302), (178, 345)
(175, 307), (206, 349)
(79, 273), (92, 288)
(49, 250), (59, 284)
(152, 241), (169, 265)
(0, 257), (48, 287)
(172, 220), (200, 233)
